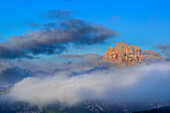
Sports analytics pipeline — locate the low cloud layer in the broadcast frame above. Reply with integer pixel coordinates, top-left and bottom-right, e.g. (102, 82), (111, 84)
(58, 53), (101, 59)
(7, 62), (170, 106)
(0, 56), (99, 88)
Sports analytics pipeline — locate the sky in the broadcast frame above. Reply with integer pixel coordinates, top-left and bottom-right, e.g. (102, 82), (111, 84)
(0, 0), (169, 56)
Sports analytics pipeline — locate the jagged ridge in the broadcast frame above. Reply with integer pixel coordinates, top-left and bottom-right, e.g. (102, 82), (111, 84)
(100, 42), (161, 66)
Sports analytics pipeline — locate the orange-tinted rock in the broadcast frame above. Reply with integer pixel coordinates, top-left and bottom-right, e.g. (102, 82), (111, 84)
(100, 42), (162, 66)
(143, 49), (162, 59)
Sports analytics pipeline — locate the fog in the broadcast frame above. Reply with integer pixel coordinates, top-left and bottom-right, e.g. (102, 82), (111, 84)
(6, 62), (170, 107)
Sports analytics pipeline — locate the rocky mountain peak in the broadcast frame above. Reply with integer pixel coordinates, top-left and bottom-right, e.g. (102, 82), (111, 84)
(99, 42), (161, 66)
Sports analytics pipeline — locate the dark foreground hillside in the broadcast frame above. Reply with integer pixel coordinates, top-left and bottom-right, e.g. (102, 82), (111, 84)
(1, 100), (170, 113)
(134, 106), (170, 113)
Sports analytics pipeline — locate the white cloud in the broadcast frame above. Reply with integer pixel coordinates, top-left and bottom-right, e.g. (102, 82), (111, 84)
(7, 63), (170, 106)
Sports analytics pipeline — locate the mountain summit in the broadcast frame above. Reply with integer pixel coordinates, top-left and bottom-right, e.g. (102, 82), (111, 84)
(100, 42), (161, 66)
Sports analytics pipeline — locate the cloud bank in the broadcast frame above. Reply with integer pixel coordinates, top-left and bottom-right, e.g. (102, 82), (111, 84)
(7, 62), (170, 106)
(0, 55), (101, 88)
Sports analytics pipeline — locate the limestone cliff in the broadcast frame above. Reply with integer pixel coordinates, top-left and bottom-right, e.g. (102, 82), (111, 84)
(99, 42), (161, 66)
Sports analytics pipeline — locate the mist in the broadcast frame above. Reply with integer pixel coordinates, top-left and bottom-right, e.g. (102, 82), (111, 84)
(5, 62), (170, 107)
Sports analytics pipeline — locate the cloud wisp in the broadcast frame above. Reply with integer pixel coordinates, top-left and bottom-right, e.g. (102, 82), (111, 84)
(155, 44), (170, 59)
(7, 62), (170, 106)
(43, 9), (72, 19)
(58, 53), (101, 59)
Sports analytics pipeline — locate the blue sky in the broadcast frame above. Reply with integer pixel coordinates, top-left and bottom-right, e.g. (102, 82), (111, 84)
(0, 0), (169, 55)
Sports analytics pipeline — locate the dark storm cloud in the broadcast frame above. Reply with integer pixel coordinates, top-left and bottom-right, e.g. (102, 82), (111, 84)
(27, 21), (59, 30)
(0, 19), (116, 59)
(43, 9), (72, 19)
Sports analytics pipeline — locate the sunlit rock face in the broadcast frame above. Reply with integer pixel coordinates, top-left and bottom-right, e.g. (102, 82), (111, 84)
(143, 49), (162, 59)
(100, 42), (161, 66)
